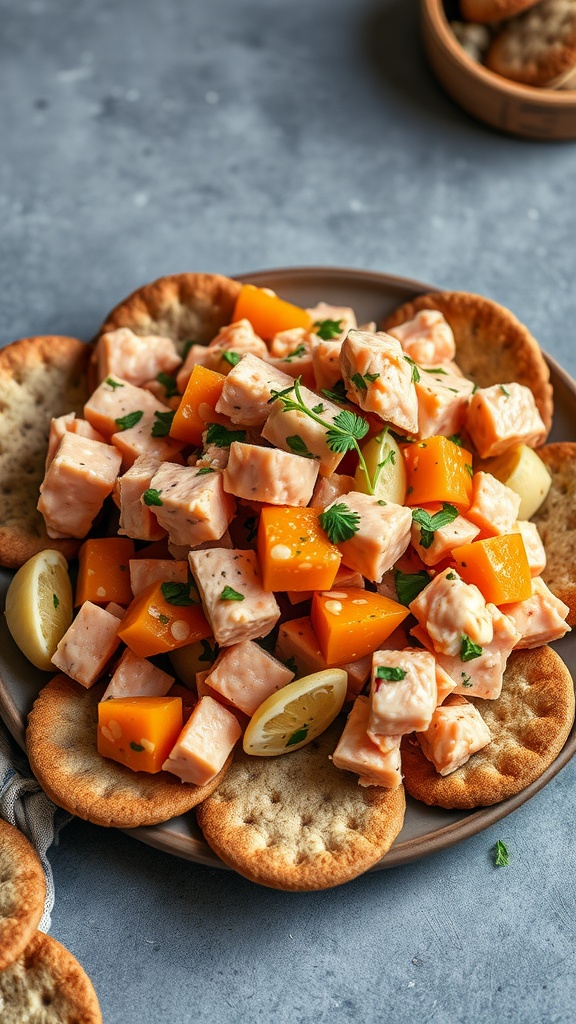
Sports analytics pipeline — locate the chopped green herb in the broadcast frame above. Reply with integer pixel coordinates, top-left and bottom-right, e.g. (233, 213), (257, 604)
(377, 499), (386, 506)
(494, 840), (510, 866)
(151, 409), (175, 437)
(465, 463), (474, 478)
(461, 672), (473, 687)
(319, 503), (361, 544)
(142, 488), (163, 506)
(394, 569), (430, 606)
(286, 725), (308, 746)
(114, 410), (143, 431)
(500, 384), (510, 398)
(161, 582), (195, 606)
(196, 467), (216, 475)
(130, 742), (145, 752)
(375, 666), (407, 681)
(314, 318), (343, 340)
(220, 585), (245, 602)
(199, 639), (220, 663)
(350, 371), (380, 391)
(446, 572), (457, 580)
(222, 350), (241, 367)
(404, 356), (420, 383)
(311, 403), (325, 414)
(411, 503), (459, 548)
(472, 383), (479, 395)
(156, 372), (180, 397)
(205, 423), (247, 448)
(286, 434), (316, 459)
(448, 434), (463, 447)
(423, 367), (448, 375)
(284, 344), (307, 363)
(106, 377), (124, 390)
(460, 634), (483, 662)
(158, 614), (170, 625)
(321, 380), (349, 404)
(52, 593), (59, 609)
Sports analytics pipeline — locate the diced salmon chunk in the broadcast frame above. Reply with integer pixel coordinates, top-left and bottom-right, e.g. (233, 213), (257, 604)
(223, 442), (319, 507)
(46, 413), (106, 469)
(309, 473), (357, 510)
(111, 410), (183, 469)
(502, 577), (571, 649)
(128, 559), (188, 598)
(205, 640), (294, 716)
(148, 463), (236, 549)
(326, 492), (412, 582)
(162, 695), (242, 785)
(269, 327), (313, 359)
(332, 696), (402, 788)
(262, 384), (346, 477)
(38, 432), (122, 539)
(188, 548), (280, 647)
(340, 330), (419, 434)
(411, 511), (480, 566)
(117, 454), (167, 542)
(178, 321), (268, 390)
(215, 354), (294, 427)
(369, 648), (437, 736)
(466, 472), (521, 537)
(414, 369), (474, 440)
(511, 520), (546, 576)
(416, 694), (491, 775)
(409, 568), (494, 657)
(310, 337), (344, 391)
(95, 328), (181, 387)
(51, 602), (121, 688)
(101, 648), (174, 700)
(388, 310), (456, 366)
(465, 383), (547, 459)
(84, 375), (172, 440)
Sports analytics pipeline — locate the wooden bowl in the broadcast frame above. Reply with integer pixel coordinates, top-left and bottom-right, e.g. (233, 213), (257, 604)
(421, 0), (576, 139)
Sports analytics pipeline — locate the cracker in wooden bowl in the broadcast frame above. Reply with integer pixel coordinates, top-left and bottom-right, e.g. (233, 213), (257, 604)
(531, 442), (576, 626)
(381, 291), (553, 434)
(0, 931), (102, 1024)
(460, 0), (539, 22)
(26, 675), (232, 828)
(401, 647), (574, 809)
(196, 718), (406, 890)
(486, 0), (576, 88)
(0, 336), (92, 569)
(0, 820), (46, 972)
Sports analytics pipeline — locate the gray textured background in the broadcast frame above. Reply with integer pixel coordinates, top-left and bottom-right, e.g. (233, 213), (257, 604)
(1, 1), (576, 1022)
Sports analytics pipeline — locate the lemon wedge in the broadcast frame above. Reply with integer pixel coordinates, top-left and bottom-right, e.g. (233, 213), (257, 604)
(5, 550), (73, 671)
(354, 430), (406, 504)
(243, 668), (347, 757)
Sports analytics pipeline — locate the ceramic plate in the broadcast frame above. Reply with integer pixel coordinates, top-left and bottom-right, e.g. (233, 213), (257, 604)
(1, 266), (574, 871)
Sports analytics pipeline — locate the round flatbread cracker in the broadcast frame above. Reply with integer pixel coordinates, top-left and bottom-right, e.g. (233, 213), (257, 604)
(26, 675), (232, 827)
(401, 647), (574, 809)
(531, 442), (576, 626)
(0, 336), (92, 569)
(96, 271), (242, 355)
(197, 719), (406, 890)
(381, 290), (553, 434)
(0, 931), (102, 1024)
(486, 0), (576, 87)
(0, 820), (46, 972)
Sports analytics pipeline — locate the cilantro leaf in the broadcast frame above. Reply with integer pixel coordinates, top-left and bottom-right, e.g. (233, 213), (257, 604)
(460, 634), (483, 662)
(198, 639), (220, 663)
(448, 433), (463, 447)
(494, 840), (510, 866)
(422, 367), (448, 375)
(350, 371), (380, 391)
(286, 725), (308, 746)
(156, 372), (180, 397)
(403, 356), (420, 383)
(325, 409), (369, 454)
(106, 377), (124, 390)
(412, 503), (459, 548)
(222, 350), (241, 367)
(394, 569), (430, 606)
(314, 318), (343, 340)
(151, 409), (175, 437)
(196, 467), (216, 475)
(283, 344), (307, 363)
(220, 586), (245, 601)
(205, 423), (247, 448)
(142, 488), (163, 506)
(114, 410), (143, 431)
(375, 666), (407, 681)
(286, 435), (315, 459)
(311, 403), (325, 414)
(319, 503), (361, 544)
(321, 381), (349, 404)
(161, 582), (195, 606)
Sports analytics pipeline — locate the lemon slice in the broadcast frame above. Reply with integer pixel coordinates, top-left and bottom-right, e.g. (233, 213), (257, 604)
(354, 430), (406, 504)
(243, 668), (348, 757)
(5, 550), (73, 671)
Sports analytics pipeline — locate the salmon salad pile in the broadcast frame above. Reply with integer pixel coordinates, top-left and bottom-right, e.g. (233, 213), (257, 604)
(19, 282), (573, 795)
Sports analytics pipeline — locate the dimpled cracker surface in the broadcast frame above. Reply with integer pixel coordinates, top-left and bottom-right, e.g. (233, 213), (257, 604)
(486, 0), (576, 87)
(532, 443), (576, 627)
(0, 336), (91, 568)
(196, 719), (406, 890)
(382, 291), (553, 434)
(401, 647), (574, 809)
(0, 931), (102, 1024)
(96, 271), (242, 355)
(26, 675), (232, 827)
(0, 820), (46, 972)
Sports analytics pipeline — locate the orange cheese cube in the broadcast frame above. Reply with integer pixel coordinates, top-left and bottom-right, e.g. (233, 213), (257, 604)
(451, 533), (532, 606)
(97, 695), (183, 773)
(75, 537), (135, 607)
(257, 506), (342, 592)
(118, 581), (212, 659)
(403, 435), (474, 509)
(232, 283), (313, 339)
(169, 365), (226, 446)
(311, 587), (409, 666)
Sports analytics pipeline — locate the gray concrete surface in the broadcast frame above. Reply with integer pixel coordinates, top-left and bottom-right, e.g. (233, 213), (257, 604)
(1, 1), (576, 1022)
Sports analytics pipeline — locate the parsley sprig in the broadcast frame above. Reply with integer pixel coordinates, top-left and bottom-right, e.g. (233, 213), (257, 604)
(318, 503), (360, 544)
(411, 503), (459, 549)
(314, 318), (343, 340)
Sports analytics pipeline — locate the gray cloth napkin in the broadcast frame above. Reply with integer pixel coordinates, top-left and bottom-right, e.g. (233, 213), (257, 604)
(0, 723), (71, 932)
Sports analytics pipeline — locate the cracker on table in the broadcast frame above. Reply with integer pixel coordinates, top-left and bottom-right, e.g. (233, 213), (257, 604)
(532, 442), (576, 626)
(401, 647), (574, 809)
(381, 291), (553, 435)
(0, 931), (102, 1024)
(0, 335), (91, 569)
(26, 675), (232, 828)
(196, 718), (406, 890)
(460, 0), (539, 24)
(486, 0), (576, 87)
(96, 272), (243, 356)
(0, 820), (46, 972)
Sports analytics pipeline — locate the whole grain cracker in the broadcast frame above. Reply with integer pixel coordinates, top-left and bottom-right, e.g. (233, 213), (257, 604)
(96, 272), (243, 356)
(26, 675), (232, 827)
(0, 931), (102, 1024)
(382, 290), (553, 434)
(486, 0), (576, 87)
(401, 647), (574, 809)
(0, 336), (91, 569)
(0, 820), (46, 972)
(196, 718), (406, 890)
(460, 0), (540, 23)
(531, 442), (576, 626)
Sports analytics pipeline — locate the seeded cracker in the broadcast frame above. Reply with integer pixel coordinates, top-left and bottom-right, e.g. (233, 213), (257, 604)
(0, 820), (46, 972)
(531, 442), (576, 626)
(401, 647), (575, 809)
(196, 718), (406, 890)
(0, 931), (102, 1024)
(26, 675), (232, 827)
(381, 291), (553, 434)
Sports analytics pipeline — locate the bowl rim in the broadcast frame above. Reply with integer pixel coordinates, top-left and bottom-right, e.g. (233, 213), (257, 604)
(422, 0), (576, 107)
